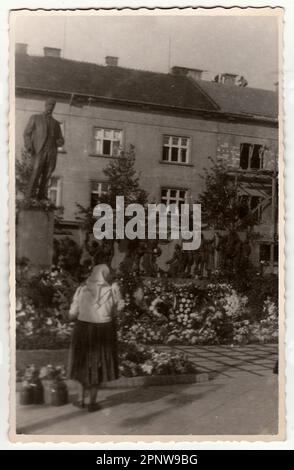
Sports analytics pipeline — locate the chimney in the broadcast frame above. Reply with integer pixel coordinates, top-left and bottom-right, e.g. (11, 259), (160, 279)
(171, 66), (203, 81)
(43, 47), (61, 58)
(15, 43), (28, 55)
(219, 73), (238, 86)
(105, 56), (118, 67)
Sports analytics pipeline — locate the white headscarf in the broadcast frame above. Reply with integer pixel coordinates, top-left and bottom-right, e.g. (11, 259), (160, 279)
(85, 264), (112, 306)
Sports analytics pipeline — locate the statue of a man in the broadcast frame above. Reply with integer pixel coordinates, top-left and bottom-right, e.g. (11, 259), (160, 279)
(23, 97), (64, 200)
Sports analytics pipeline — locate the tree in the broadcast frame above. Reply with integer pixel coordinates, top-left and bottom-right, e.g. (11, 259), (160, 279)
(77, 144), (148, 225)
(198, 158), (256, 231)
(15, 149), (33, 196)
(102, 144), (148, 207)
(76, 145), (148, 268)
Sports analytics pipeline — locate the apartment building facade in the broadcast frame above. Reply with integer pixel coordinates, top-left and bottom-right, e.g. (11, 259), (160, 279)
(15, 44), (279, 268)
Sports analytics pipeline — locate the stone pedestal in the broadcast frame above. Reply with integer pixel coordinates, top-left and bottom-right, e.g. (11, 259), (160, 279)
(16, 209), (54, 269)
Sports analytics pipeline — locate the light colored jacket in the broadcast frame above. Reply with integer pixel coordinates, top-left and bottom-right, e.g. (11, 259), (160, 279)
(69, 281), (123, 324)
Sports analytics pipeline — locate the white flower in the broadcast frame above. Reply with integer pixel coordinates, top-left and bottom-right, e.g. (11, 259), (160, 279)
(141, 363), (153, 375)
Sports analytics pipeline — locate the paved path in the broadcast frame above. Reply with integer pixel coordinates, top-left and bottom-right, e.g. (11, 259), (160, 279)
(160, 343), (278, 378)
(16, 344), (279, 436)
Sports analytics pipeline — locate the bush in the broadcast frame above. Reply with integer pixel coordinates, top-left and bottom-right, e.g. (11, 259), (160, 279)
(118, 341), (197, 377)
(16, 266), (78, 350)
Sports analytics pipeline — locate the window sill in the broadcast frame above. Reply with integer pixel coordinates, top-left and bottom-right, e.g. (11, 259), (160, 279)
(159, 161), (194, 168)
(89, 153), (120, 159)
(239, 168), (264, 172)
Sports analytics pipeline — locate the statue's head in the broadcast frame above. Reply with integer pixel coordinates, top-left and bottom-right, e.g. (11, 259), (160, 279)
(44, 97), (56, 115)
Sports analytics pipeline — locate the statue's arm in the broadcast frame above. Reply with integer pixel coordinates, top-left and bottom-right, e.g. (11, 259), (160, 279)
(23, 115), (36, 153)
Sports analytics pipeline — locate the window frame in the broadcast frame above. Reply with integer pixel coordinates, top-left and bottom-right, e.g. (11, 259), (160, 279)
(57, 121), (66, 153)
(161, 187), (189, 207)
(162, 135), (191, 165)
(239, 143), (264, 170)
(93, 127), (123, 157)
(48, 176), (62, 207)
(90, 180), (110, 208)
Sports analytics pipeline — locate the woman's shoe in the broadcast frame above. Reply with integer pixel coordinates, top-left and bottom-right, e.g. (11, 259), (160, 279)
(88, 403), (101, 412)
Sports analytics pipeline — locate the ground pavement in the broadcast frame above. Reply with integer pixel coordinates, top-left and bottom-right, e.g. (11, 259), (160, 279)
(16, 344), (279, 436)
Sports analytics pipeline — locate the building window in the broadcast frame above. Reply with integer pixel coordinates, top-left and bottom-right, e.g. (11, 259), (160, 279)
(238, 195), (264, 223)
(90, 181), (109, 208)
(93, 128), (122, 157)
(162, 135), (190, 164)
(161, 188), (188, 207)
(259, 243), (278, 264)
(58, 122), (65, 152)
(48, 176), (62, 207)
(240, 143), (264, 170)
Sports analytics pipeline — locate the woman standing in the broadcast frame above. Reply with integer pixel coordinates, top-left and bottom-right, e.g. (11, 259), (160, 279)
(68, 264), (123, 412)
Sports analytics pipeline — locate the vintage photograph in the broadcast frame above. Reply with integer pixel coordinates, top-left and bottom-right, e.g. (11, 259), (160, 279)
(10, 8), (283, 440)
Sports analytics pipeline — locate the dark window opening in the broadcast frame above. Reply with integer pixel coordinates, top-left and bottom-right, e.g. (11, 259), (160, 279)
(90, 182), (109, 209)
(181, 148), (187, 163)
(103, 140), (111, 155)
(259, 243), (278, 264)
(240, 144), (250, 169)
(240, 143), (264, 170)
(251, 145), (263, 169)
(238, 195), (262, 223)
(171, 147), (178, 161)
(162, 146), (169, 161)
(91, 193), (99, 209)
(259, 244), (271, 263)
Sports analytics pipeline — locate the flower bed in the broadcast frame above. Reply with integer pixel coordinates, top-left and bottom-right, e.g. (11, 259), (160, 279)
(16, 341), (197, 381)
(16, 267), (78, 350)
(16, 269), (278, 351)
(118, 341), (196, 377)
(118, 277), (278, 346)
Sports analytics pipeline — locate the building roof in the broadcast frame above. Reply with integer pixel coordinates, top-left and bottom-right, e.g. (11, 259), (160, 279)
(15, 54), (217, 113)
(15, 54), (278, 121)
(194, 79), (278, 119)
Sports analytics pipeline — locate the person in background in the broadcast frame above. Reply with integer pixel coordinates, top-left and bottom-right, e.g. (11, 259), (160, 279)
(68, 264), (124, 412)
(166, 243), (182, 277)
(205, 238), (215, 279)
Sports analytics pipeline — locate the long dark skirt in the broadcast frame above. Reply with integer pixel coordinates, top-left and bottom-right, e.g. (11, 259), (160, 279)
(68, 320), (119, 387)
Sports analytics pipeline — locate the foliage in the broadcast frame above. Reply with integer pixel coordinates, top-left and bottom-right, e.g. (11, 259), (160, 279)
(16, 264), (78, 350)
(249, 298), (278, 344)
(15, 149), (58, 212)
(103, 144), (148, 207)
(17, 343), (197, 380)
(198, 158), (258, 230)
(118, 342), (197, 377)
(15, 149), (33, 196)
(76, 144), (148, 233)
(214, 266), (278, 320)
(53, 237), (82, 279)
(117, 278), (278, 346)
(39, 364), (67, 381)
(16, 270), (278, 350)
